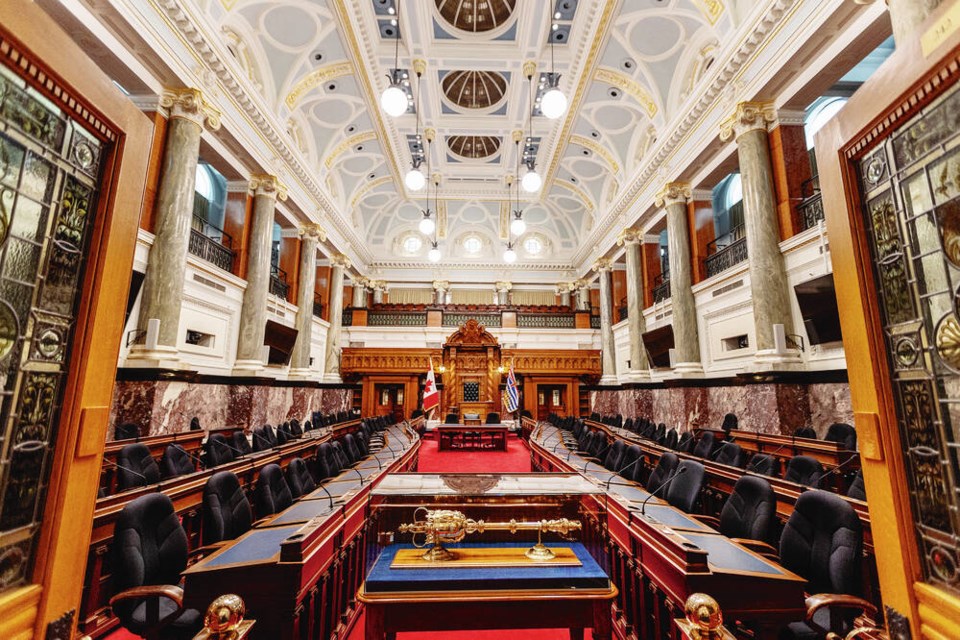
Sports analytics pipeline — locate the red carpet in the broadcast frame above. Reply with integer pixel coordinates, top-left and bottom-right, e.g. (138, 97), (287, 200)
(346, 609), (586, 640)
(415, 431), (532, 473)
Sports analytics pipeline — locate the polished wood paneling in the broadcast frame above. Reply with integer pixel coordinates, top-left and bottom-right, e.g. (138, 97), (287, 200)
(688, 199), (715, 284)
(769, 124), (811, 241)
(137, 111), (167, 234)
(642, 242), (662, 308)
(223, 189), (252, 279)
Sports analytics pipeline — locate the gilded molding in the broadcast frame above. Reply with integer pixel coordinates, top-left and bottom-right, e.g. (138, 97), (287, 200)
(556, 180), (595, 211)
(594, 68), (658, 118)
(570, 135), (620, 175)
(299, 224), (327, 241)
(616, 227), (643, 246)
(250, 174), (288, 201)
(719, 101), (777, 141)
(522, 60), (537, 79)
(692, 0), (725, 25)
(324, 131), (377, 169)
(433, 280), (450, 291)
(494, 281), (512, 292)
(331, 253), (352, 269)
(654, 182), (692, 208)
(160, 88), (221, 130)
(284, 62), (353, 109)
(592, 258), (613, 273)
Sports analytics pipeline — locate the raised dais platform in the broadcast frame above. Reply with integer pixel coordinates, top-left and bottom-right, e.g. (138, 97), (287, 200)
(436, 424), (509, 451)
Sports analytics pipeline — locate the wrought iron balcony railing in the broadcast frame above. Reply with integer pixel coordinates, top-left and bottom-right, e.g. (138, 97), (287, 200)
(269, 265), (289, 300)
(188, 214), (234, 272)
(798, 192), (825, 231)
(705, 224), (748, 278)
(652, 272), (671, 303)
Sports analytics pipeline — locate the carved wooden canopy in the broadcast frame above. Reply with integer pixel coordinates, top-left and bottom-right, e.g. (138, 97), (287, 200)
(444, 319), (499, 348)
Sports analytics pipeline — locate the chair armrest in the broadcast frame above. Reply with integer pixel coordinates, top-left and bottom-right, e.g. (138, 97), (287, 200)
(110, 584), (184, 608)
(804, 593), (878, 631)
(730, 538), (779, 561)
(692, 514), (720, 529)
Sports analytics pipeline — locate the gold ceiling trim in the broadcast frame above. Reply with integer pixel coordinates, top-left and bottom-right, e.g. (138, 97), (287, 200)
(437, 200), (448, 239)
(351, 175), (393, 209)
(569, 134), (620, 175)
(284, 61), (354, 109)
(499, 201), (509, 240)
(325, 131), (377, 169)
(593, 68), (657, 119)
(555, 180), (595, 212)
(692, 0), (725, 26)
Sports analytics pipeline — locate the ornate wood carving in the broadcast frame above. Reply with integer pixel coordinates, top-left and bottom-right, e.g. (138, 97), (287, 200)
(444, 318), (499, 347)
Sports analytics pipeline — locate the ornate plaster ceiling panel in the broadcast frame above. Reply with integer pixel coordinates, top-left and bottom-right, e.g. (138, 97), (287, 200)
(447, 135), (501, 159)
(434, 0), (518, 33)
(441, 70), (508, 109)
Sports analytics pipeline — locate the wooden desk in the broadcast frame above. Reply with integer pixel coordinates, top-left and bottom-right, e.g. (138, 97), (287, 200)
(436, 424), (508, 451)
(358, 543), (617, 640)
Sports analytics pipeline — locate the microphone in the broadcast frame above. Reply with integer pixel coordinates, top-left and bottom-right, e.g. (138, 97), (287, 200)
(604, 455), (646, 491)
(211, 437), (248, 459)
(314, 481), (336, 510)
(103, 459), (151, 486)
(813, 455), (860, 489)
(251, 429), (273, 451)
(551, 438), (567, 455)
(169, 444), (205, 470)
(640, 466), (687, 516)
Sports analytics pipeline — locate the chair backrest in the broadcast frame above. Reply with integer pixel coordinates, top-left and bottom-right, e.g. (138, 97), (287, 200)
(587, 431), (606, 457)
(205, 434), (235, 467)
(794, 426), (817, 439)
(712, 442), (746, 468)
(676, 431), (695, 453)
(602, 440), (626, 471)
(330, 442), (350, 470)
(646, 452), (680, 496)
(444, 413), (459, 424)
(160, 444), (195, 480)
(784, 455), (824, 487)
(286, 457), (317, 499)
(664, 428), (679, 450)
(354, 431), (370, 457)
(202, 470), (253, 545)
(825, 422), (857, 451)
(720, 413), (738, 433)
(747, 453), (781, 478)
(255, 463), (293, 517)
(251, 426), (271, 452)
(720, 475), (775, 542)
(780, 490), (863, 595)
(232, 431), (253, 456)
(692, 431), (716, 459)
(112, 493), (188, 620)
(275, 424), (290, 446)
(289, 419), (303, 437)
(114, 422), (139, 441)
(116, 443), (161, 490)
(654, 423), (666, 444)
(847, 470), (866, 501)
(342, 433), (362, 463)
(618, 445), (642, 480)
(665, 460), (705, 513)
(190, 417), (202, 431)
(316, 442), (337, 480)
(486, 412), (500, 424)
(623, 417), (634, 433)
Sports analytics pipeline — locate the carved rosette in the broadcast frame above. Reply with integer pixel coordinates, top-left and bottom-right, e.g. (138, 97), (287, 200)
(654, 182), (692, 208)
(719, 101), (776, 141)
(250, 174), (289, 201)
(616, 227), (643, 246)
(160, 88), (221, 130)
(298, 223), (327, 242)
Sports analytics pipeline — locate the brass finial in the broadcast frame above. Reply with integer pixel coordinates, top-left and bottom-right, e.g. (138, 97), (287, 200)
(204, 594), (246, 638)
(684, 593), (723, 639)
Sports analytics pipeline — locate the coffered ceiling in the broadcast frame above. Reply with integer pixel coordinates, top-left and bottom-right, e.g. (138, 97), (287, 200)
(199, 0), (744, 272)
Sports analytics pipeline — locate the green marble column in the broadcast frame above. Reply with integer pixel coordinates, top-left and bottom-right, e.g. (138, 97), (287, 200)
(289, 224), (325, 376)
(594, 259), (618, 384)
(617, 228), (649, 377)
(323, 254), (350, 382)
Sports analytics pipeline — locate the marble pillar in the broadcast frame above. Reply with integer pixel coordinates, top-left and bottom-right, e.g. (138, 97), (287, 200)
(558, 284), (572, 308)
(888, 0), (944, 46)
(371, 282), (386, 305)
(721, 102), (800, 368)
(289, 224), (325, 377)
(595, 259), (618, 384)
(433, 281), (449, 306)
(131, 89), (220, 368)
(234, 175), (287, 374)
(656, 182), (703, 375)
(351, 279), (368, 308)
(617, 229), (649, 377)
(575, 282), (591, 311)
(495, 281), (511, 306)
(323, 254), (350, 382)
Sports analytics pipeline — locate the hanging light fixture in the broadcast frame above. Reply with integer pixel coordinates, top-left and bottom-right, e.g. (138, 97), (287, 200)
(419, 133), (436, 234)
(419, 211), (435, 234)
(540, 22), (568, 120)
(511, 138), (527, 235)
(381, 1), (408, 117)
(426, 167), (441, 262)
(404, 62), (426, 190)
(522, 66), (542, 193)
(503, 242), (517, 263)
(428, 241), (442, 262)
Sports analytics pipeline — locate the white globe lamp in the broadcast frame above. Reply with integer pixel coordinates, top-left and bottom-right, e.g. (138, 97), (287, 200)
(405, 167), (426, 191)
(418, 216), (435, 235)
(381, 83), (408, 117)
(510, 216), (527, 236)
(428, 245), (441, 262)
(521, 169), (542, 193)
(503, 245), (517, 263)
(541, 86), (568, 119)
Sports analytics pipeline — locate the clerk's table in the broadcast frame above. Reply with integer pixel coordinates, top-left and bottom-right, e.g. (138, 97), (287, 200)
(359, 542), (617, 640)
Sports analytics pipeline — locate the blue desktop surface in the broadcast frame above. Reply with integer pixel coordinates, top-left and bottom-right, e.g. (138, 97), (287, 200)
(202, 524), (301, 568)
(365, 542), (609, 593)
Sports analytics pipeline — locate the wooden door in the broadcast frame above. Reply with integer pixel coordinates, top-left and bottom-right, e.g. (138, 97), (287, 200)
(374, 384), (404, 423)
(537, 385), (566, 420)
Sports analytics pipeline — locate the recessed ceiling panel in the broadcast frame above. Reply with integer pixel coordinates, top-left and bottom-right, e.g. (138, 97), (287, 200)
(434, 0), (517, 33)
(447, 135), (501, 159)
(442, 70), (507, 109)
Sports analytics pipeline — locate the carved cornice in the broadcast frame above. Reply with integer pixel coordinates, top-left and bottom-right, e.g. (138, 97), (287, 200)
(159, 88), (221, 130)
(719, 101), (777, 141)
(250, 174), (288, 201)
(299, 224), (327, 242)
(616, 227), (643, 247)
(654, 182), (692, 208)
(501, 349), (601, 376)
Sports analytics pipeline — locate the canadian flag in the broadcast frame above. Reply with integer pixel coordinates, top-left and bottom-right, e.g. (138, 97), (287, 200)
(423, 360), (440, 414)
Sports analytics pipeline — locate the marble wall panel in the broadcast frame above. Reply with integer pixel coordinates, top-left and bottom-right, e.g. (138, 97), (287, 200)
(808, 383), (854, 436)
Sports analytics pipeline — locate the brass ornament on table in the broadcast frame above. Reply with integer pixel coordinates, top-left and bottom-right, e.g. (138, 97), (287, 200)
(684, 592), (723, 639)
(203, 593), (246, 639)
(396, 507), (581, 562)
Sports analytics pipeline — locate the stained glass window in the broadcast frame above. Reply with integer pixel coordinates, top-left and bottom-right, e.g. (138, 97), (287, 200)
(0, 62), (104, 593)
(859, 81), (960, 595)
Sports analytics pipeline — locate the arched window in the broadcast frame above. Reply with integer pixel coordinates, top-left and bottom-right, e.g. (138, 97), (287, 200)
(711, 173), (744, 239)
(805, 97), (848, 149)
(194, 164), (215, 202)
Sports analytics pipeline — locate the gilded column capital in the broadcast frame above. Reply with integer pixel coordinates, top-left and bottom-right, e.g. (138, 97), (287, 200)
(330, 253), (352, 269)
(160, 88), (221, 130)
(616, 227), (644, 246)
(719, 101), (776, 141)
(433, 280), (450, 292)
(495, 281), (512, 292)
(655, 182), (692, 208)
(371, 280), (388, 292)
(592, 258), (613, 273)
(298, 223), (327, 241)
(250, 174), (289, 201)
(556, 282), (573, 294)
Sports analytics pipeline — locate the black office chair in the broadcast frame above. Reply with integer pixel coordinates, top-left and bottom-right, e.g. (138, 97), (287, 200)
(251, 426), (271, 452)
(712, 442), (747, 468)
(342, 434), (362, 464)
(275, 424), (291, 446)
(720, 413), (738, 434)
(623, 417), (635, 433)
(784, 455), (825, 487)
(255, 464), (293, 517)
(115, 422), (140, 441)
(676, 431), (695, 453)
(289, 419), (302, 437)
(315, 443), (338, 480)
(646, 452), (679, 497)
(692, 431), (716, 459)
(110, 493), (202, 640)
(824, 422), (857, 451)
(664, 428), (679, 450)
(747, 453), (782, 478)
(717, 475), (776, 546)
(847, 470), (866, 501)
(602, 439), (626, 471)
(116, 443), (161, 490)
(204, 434), (235, 467)
(232, 431), (252, 456)
(779, 491), (875, 640)
(159, 445), (195, 480)
(794, 426), (817, 439)
(330, 442), (351, 470)
(617, 445), (642, 480)
(486, 412), (500, 424)
(202, 471), (252, 546)
(286, 457), (317, 499)
(654, 423), (666, 444)
(665, 460), (705, 513)
(444, 413), (459, 424)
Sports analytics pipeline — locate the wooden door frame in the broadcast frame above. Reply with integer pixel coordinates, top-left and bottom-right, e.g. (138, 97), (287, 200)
(817, 4), (960, 635)
(522, 377), (578, 418)
(0, 2), (151, 637)
(361, 375), (419, 421)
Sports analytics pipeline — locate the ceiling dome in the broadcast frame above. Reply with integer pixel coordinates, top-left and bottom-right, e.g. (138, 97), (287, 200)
(442, 70), (508, 109)
(434, 0), (517, 33)
(447, 135), (501, 159)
